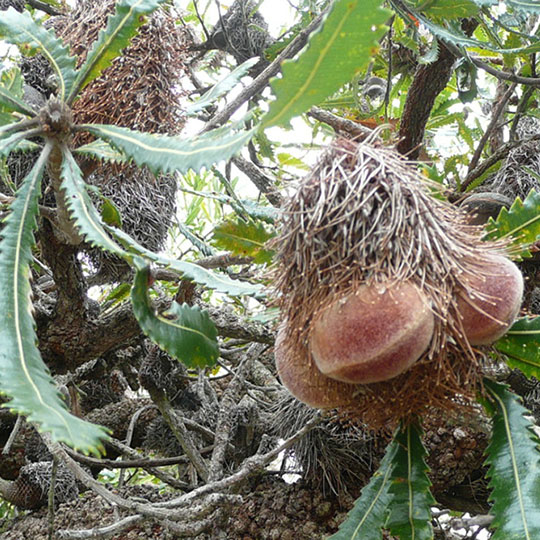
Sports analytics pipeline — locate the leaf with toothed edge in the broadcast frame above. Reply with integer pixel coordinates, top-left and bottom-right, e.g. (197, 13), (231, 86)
(73, 139), (130, 165)
(68, 0), (167, 102)
(131, 258), (219, 369)
(0, 85), (36, 117)
(328, 430), (401, 539)
(0, 8), (77, 101)
(495, 316), (540, 379)
(484, 379), (540, 540)
(0, 129), (40, 158)
(386, 422), (435, 540)
(83, 123), (256, 176)
(59, 146), (128, 257)
(485, 189), (540, 260)
(108, 225), (265, 298)
(0, 144), (107, 455)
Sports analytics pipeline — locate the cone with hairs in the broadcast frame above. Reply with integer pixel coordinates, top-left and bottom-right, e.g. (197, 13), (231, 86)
(272, 139), (523, 429)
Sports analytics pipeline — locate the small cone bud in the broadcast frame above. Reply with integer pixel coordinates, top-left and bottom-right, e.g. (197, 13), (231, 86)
(309, 282), (434, 384)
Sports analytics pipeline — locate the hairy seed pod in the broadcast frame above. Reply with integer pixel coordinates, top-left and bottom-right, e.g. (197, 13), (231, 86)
(310, 282), (434, 384)
(457, 254), (523, 345)
(275, 324), (358, 409)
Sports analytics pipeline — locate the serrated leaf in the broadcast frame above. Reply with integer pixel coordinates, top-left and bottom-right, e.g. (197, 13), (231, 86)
(212, 219), (275, 264)
(495, 316), (540, 379)
(386, 422), (435, 540)
(484, 189), (540, 260)
(261, 0), (390, 129)
(418, 38), (440, 64)
(484, 379), (540, 540)
(0, 129), (40, 158)
(131, 258), (219, 368)
(83, 123), (255, 176)
(0, 144), (106, 454)
(59, 146), (127, 257)
(109, 225), (265, 297)
(0, 85), (36, 116)
(328, 436), (399, 540)
(507, 0), (540, 14)
(73, 138), (129, 165)
(68, 0), (166, 102)
(185, 57), (259, 115)
(0, 8), (77, 101)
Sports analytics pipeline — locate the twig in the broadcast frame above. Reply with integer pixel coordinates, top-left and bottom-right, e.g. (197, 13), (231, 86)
(462, 133), (540, 190)
(231, 156), (283, 207)
(202, 10), (328, 132)
(158, 411), (322, 508)
(308, 106), (372, 140)
(466, 82), (517, 178)
(57, 515), (145, 539)
(47, 457), (58, 540)
(2, 415), (23, 455)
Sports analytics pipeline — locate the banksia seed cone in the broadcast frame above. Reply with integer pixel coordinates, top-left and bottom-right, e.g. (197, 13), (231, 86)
(272, 139), (522, 428)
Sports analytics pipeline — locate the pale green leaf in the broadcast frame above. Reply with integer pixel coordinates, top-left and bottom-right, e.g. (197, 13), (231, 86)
(0, 128), (41, 158)
(419, 0), (480, 18)
(495, 317), (540, 379)
(386, 422), (435, 540)
(131, 259), (219, 369)
(0, 8), (77, 100)
(262, 0), (390, 128)
(73, 138), (129, 165)
(484, 189), (540, 260)
(212, 218), (275, 264)
(185, 57), (259, 115)
(0, 85), (36, 116)
(507, 0), (540, 14)
(68, 0), (166, 102)
(328, 436), (399, 539)
(484, 379), (540, 540)
(0, 143), (106, 454)
(83, 123), (255, 176)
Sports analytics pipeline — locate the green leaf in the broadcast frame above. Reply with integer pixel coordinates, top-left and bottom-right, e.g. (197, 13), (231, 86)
(0, 8), (77, 101)
(484, 379), (540, 540)
(507, 0), (540, 14)
(101, 197), (123, 228)
(328, 435), (399, 539)
(212, 219), (275, 264)
(73, 138), (130, 165)
(495, 316), (540, 379)
(185, 58), (259, 115)
(131, 258), (219, 369)
(59, 146), (128, 257)
(68, 0), (166, 102)
(83, 123), (255, 176)
(419, 0), (480, 18)
(0, 144), (106, 454)
(484, 189), (540, 260)
(0, 85), (36, 117)
(386, 422), (435, 540)
(261, 0), (390, 129)
(0, 129), (41, 158)
(109, 225), (265, 297)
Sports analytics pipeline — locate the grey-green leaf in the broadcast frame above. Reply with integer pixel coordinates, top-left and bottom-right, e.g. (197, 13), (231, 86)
(83, 123), (255, 176)
(0, 144), (106, 454)
(68, 0), (166, 102)
(484, 379), (540, 540)
(0, 8), (77, 100)
(131, 259), (219, 369)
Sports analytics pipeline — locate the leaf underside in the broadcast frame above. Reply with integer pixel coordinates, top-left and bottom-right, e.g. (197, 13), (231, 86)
(262, 0), (390, 128)
(0, 144), (106, 454)
(484, 380), (540, 540)
(131, 259), (219, 369)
